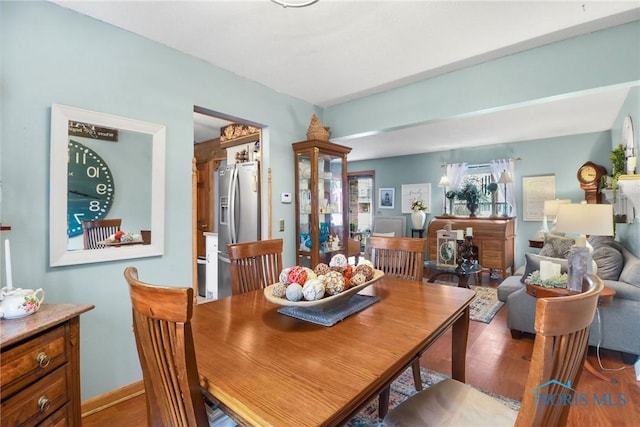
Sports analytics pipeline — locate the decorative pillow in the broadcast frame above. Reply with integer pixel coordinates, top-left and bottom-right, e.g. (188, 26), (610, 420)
(592, 245), (624, 281)
(371, 232), (395, 237)
(619, 259), (640, 287)
(521, 253), (569, 283)
(539, 234), (575, 258)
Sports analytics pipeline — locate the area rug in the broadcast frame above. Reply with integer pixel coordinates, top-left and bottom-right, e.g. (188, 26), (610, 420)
(345, 366), (520, 426)
(425, 280), (505, 324)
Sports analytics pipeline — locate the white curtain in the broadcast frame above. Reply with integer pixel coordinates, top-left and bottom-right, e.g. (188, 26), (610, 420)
(490, 159), (517, 218)
(446, 163), (468, 192)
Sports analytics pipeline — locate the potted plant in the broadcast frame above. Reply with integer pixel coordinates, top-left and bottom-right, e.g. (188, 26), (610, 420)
(607, 144), (626, 203)
(456, 183), (480, 217)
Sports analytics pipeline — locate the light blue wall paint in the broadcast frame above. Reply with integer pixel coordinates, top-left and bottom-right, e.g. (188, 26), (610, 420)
(325, 21), (640, 140)
(2, 1), (639, 402)
(1, 1), (315, 399)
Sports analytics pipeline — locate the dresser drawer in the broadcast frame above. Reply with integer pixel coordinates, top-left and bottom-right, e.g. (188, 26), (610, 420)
(39, 403), (70, 427)
(0, 365), (69, 426)
(1, 325), (67, 400)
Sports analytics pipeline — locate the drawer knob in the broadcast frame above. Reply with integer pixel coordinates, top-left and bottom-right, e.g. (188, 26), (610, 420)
(38, 396), (51, 413)
(36, 352), (51, 368)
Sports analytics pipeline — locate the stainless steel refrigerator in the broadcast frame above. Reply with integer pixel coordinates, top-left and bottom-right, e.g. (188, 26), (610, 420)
(217, 161), (261, 298)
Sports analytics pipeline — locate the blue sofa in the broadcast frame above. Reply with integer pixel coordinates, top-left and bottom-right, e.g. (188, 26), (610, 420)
(497, 235), (640, 362)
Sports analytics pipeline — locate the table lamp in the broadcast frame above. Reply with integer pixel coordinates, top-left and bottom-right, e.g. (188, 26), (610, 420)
(497, 170), (513, 217)
(542, 199), (571, 234)
(438, 174), (449, 215)
(554, 203), (613, 292)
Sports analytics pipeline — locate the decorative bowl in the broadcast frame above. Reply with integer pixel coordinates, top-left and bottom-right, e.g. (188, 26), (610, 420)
(264, 269), (384, 310)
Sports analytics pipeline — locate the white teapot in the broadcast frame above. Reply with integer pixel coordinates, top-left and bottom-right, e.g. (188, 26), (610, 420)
(0, 288), (45, 319)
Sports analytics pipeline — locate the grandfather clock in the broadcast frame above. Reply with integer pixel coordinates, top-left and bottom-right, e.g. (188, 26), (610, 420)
(577, 161), (607, 204)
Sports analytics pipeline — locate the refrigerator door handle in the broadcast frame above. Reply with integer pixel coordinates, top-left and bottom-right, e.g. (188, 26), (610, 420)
(229, 165), (239, 244)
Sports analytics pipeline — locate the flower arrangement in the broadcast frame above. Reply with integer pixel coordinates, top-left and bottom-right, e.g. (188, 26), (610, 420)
(411, 199), (427, 212)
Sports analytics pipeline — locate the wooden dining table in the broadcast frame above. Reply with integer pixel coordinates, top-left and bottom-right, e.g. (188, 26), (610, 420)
(191, 275), (476, 427)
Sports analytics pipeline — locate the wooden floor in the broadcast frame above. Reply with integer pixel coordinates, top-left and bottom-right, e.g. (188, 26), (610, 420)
(83, 273), (640, 426)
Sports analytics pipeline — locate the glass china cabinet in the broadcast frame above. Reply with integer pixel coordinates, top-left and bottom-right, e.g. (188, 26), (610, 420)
(293, 139), (351, 268)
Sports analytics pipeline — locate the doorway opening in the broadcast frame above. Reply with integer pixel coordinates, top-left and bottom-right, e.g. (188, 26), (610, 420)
(192, 106), (263, 302)
(347, 170), (375, 253)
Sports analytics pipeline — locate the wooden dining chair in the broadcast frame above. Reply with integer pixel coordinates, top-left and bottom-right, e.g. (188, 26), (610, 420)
(384, 273), (604, 427)
(82, 218), (121, 249)
(228, 238), (283, 295)
(368, 236), (424, 281)
(124, 267), (212, 427)
(368, 236), (426, 417)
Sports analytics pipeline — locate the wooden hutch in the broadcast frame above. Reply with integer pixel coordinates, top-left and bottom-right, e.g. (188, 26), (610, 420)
(427, 216), (515, 279)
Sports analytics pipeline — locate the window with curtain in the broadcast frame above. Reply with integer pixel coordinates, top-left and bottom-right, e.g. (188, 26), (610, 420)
(446, 159), (516, 218)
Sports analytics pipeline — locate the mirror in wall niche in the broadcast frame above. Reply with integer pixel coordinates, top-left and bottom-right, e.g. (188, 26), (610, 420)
(49, 104), (166, 266)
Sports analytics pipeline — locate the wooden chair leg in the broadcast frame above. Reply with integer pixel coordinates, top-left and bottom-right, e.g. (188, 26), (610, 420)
(378, 386), (391, 419)
(411, 359), (423, 391)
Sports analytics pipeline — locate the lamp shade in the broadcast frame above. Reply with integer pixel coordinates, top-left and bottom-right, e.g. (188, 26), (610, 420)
(497, 170), (513, 184)
(543, 199), (571, 217)
(555, 203), (613, 237)
(438, 175), (449, 187)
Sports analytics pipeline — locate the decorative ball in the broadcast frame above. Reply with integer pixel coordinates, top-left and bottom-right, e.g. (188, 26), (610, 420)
(272, 282), (287, 298)
(285, 284), (303, 302)
(303, 267), (317, 280)
(324, 271), (345, 295)
(279, 267), (291, 284)
(314, 263), (331, 276)
(357, 259), (373, 267)
(287, 266), (308, 285)
(350, 273), (366, 286)
(355, 264), (374, 281)
(343, 265), (353, 279)
(302, 278), (325, 301)
(329, 254), (348, 271)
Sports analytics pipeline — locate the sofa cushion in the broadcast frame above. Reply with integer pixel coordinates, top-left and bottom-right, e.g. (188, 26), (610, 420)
(520, 253), (569, 283)
(539, 234), (574, 258)
(592, 245), (624, 281)
(619, 255), (640, 288)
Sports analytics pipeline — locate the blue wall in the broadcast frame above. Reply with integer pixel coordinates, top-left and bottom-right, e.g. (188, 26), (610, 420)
(1, 1), (639, 401)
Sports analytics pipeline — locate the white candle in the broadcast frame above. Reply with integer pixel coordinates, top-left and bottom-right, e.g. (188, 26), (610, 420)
(466, 227), (473, 237)
(551, 262), (561, 277)
(539, 260), (553, 280)
(627, 156), (637, 174)
(4, 239), (13, 290)
(456, 230), (464, 240)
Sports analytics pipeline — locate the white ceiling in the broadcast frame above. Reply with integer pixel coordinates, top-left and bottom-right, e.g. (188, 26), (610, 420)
(52, 1), (640, 160)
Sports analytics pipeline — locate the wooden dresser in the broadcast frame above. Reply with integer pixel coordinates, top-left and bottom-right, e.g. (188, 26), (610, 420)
(1, 304), (94, 426)
(427, 216), (516, 278)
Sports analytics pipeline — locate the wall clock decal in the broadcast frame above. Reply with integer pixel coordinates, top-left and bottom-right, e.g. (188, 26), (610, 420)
(67, 140), (115, 237)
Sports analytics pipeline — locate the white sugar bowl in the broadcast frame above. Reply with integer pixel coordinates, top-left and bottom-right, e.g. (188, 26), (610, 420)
(0, 288), (45, 319)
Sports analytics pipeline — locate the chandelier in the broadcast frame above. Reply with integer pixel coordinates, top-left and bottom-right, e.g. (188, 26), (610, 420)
(270, 0), (319, 7)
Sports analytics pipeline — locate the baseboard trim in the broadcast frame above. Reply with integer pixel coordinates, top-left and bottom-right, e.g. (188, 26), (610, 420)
(81, 381), (145, 418)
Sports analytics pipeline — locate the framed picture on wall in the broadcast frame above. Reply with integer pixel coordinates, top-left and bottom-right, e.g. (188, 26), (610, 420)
(401, 183), (432, 214)
(378, 188), (395, 209)
(522, 175), (556, 221)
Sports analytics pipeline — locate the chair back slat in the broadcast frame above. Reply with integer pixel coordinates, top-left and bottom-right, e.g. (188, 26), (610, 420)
(515, 274), (604, 427)
(369, 236), (424, 282)
(82, 218), (122, 249)
(125, 267), (209, 427)
(228, 239), (283, 295)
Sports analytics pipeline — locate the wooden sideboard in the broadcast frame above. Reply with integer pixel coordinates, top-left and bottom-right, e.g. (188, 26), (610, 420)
(1, 304), (94, 426)
(427, 216), (515, 279)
